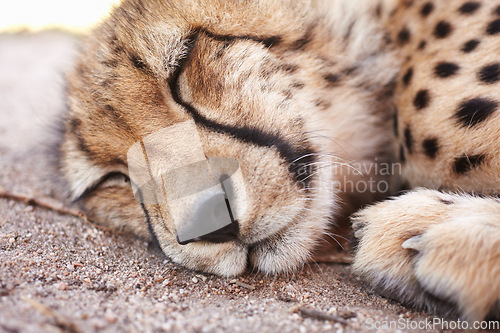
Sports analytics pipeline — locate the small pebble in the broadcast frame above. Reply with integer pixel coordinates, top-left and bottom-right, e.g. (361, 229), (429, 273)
(195, 275), (207, 282)
(24, 206), (34, 212)
(93, 319), (107, 329)
(56, 282), (68, 291)
(8, 237), (15, 244)
(105, 312), (117, 324)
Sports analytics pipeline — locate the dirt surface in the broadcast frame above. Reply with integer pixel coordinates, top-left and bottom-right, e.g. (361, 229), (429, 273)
(0, 31), (434, 333)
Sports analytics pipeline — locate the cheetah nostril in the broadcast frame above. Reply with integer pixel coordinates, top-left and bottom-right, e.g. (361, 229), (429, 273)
(176, 183), (240, 245)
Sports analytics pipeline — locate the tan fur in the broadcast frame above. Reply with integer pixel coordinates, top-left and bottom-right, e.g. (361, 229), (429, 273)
(387, 0), (500, 193)
(59, 0), (500, 322)
(353, 190), (500, 321)
(352, 0), (500, 322)
(61, 0), (395, 277)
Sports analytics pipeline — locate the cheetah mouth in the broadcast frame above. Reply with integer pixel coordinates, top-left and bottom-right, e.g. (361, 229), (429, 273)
(150, 197), (322, 276)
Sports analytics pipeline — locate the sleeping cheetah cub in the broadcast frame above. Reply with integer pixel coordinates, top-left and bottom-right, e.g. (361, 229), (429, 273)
(59, 0), (500, 321)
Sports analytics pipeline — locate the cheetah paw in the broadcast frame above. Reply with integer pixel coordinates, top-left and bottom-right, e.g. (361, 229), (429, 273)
(352, 189), (500, 321)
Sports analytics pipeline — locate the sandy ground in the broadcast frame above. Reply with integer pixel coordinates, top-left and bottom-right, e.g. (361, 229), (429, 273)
(0, 31), (435, 333)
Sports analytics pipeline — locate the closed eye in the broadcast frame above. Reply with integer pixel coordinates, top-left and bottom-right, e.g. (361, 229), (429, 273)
(73, 172), (130, 203)
(98, 172), (130, 188)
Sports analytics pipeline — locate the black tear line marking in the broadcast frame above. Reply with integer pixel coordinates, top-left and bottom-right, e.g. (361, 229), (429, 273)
(201, 29), (282, 48)
(167, 30), (316, 188)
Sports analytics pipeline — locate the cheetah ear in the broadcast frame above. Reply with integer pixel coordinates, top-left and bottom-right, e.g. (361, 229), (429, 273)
(123, 26), (198, 79)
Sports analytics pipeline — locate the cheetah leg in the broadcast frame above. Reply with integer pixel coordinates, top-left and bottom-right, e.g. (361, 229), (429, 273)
(352, 189), (500, 321)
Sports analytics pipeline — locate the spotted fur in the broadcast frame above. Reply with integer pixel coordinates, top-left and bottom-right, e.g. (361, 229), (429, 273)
(60, 0), (395, 277)
(59, 0), (500, 322)
(354, 0), (500, 322)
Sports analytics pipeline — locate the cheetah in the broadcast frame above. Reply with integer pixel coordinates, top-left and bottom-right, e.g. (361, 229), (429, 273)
(58, 0), (500, 321)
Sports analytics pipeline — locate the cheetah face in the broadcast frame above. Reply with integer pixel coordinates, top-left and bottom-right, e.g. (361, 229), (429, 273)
(61, 25), (337, 276)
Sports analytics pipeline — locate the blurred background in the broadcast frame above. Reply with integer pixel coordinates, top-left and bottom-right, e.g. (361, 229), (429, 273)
(0, 0), (121, 32)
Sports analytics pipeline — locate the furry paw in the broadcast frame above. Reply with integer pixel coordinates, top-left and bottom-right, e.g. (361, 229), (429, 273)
(352, 189), (500, 321)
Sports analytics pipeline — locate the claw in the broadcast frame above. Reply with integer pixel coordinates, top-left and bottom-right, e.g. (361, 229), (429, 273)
(402, 235), (424, 252)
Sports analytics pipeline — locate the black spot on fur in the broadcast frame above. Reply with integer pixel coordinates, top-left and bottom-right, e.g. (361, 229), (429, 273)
(130, 53), (148, 71)
(434, 62), (459, 78)
(261, 36), (282, 48)
(478, 63), (500, 84)
(453, 154), (485, 174)
(292, 27), (314, 49)
(402, 67), (413, 86)
(342, 66), (357, 76)
(413, 89), (430, 110)
(461, 39), (480, 53)
(421, 2), (434, 17)
(434, 21), (452, 38)
(291, 82), (305, 89)
(324, 73), (340, 87)
(68, 118), (82, 133)
(495, 5), (500, 16)
(458, 2), (481, 14)
(455, 97), (498, 127)
(102, 58), (118, 68)
(487, 19), (500, 35)
(282, 89), (293, 100)
(76, 135), (92, 158)
(418, 40), (427, 50)
(404, 125), (414, 154)
(439, 198), (454, 205)
(375, 3), (382, 17)
(277, 63), (298, 73)
(102, 104), (133, 132)
(422, 138), (439, 159)
(398, 27), (411, 45)
(314, 99), (331, 110)
(111, 36), (125, 55)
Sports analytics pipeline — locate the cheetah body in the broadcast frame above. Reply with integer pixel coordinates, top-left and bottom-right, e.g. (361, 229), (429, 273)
(59, 0), (500, 321)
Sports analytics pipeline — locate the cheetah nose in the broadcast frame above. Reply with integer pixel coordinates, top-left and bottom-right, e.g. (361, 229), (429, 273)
(176, 183), (239, 245)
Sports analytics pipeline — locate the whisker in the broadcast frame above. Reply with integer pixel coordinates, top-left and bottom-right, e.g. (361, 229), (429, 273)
(324, 231), (349, 242)
(323, 232), (345, 250)
(291, 152), (346, 164)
